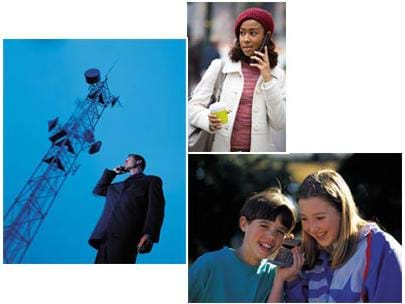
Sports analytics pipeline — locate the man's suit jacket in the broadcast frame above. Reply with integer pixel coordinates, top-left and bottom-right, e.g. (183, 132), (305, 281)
(89, 169), (165, 251)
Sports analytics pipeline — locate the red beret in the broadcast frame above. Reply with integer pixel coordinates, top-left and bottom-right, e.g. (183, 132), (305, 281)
(234, 7), (275, 38)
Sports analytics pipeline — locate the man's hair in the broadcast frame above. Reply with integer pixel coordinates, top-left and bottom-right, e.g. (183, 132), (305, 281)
(240, 187), (296, 232)
(128, 154), (146, 171)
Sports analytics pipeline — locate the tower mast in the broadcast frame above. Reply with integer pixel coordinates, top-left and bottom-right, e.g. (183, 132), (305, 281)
(4, 68), (119, 263)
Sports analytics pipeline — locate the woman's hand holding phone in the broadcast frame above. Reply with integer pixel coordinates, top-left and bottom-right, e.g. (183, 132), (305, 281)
(250, 45), (272, 82)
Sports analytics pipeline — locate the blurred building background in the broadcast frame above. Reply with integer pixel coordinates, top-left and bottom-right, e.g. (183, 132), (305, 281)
(188, 154), (402, 264)
(187, 2), (286, 93)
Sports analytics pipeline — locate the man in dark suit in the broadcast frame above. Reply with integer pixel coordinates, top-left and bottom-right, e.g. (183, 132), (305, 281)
(89, 154), (165, 264)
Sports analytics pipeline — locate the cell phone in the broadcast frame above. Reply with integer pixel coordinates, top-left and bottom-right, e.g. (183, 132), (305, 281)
(117, 166), (129, 173)
(269, 238), (301, 268)
(250, 32), (271, 63)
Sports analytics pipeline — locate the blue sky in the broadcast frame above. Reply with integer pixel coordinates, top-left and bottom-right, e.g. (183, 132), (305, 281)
(3, 39), (186, 264)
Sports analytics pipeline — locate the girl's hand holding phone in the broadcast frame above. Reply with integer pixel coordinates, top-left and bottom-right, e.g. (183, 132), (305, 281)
(275, 246), (305, 283)
(267, 247), (305, 303)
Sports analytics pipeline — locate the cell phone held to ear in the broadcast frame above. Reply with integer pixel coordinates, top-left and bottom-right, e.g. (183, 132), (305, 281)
(250, 32), (271, 64)
(269, 238), (301, 268)
(117, 166), (129, 173)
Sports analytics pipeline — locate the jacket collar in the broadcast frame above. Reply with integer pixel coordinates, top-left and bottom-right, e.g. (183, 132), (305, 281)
(222, 58), (280, 80)
(125, 172), (145, 181)
(222, 59), (241, 74)
(357, 222), (378, 241)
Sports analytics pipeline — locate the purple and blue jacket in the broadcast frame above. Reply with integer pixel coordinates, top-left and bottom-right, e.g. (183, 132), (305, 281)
(285, 223), (402, 302)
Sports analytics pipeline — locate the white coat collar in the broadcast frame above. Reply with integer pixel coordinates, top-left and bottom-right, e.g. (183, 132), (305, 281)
(222, 58), (281, 80)
(222, 59), (241, 74)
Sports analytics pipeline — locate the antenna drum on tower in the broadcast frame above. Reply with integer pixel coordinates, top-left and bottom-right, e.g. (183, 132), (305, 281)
(84, 68), (101, 84)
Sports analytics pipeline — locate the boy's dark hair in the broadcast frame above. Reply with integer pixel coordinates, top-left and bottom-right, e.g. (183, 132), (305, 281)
(240, 187), (296, 231)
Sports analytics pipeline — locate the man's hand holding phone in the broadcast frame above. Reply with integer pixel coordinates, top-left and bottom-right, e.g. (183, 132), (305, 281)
(113, 166), (129, 174)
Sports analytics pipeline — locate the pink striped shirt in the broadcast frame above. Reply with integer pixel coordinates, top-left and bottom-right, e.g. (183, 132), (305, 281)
(230, 62), (260, 151)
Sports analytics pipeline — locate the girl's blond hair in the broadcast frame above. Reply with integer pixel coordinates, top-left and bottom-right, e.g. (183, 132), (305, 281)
(296, 169), (368, 269)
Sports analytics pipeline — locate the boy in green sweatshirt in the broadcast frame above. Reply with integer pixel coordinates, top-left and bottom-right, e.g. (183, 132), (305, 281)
(189, 188), (297, 303)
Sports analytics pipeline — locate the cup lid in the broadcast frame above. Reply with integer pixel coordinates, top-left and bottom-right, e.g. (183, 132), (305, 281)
(209, 101), (226, 111)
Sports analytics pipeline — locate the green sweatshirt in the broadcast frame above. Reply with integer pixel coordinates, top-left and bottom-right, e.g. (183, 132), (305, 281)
(189, 247), (276, 303)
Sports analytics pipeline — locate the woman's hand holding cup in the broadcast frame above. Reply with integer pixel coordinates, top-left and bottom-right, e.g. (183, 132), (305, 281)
(208, 113), (223, 131)
(208, 102), (230, 132)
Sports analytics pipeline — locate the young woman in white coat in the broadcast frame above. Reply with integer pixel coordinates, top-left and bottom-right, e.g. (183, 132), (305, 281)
(188, 7), (286, 152)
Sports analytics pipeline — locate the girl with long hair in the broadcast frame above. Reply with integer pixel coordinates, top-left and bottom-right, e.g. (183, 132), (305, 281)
(268, 169), (402, 302)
